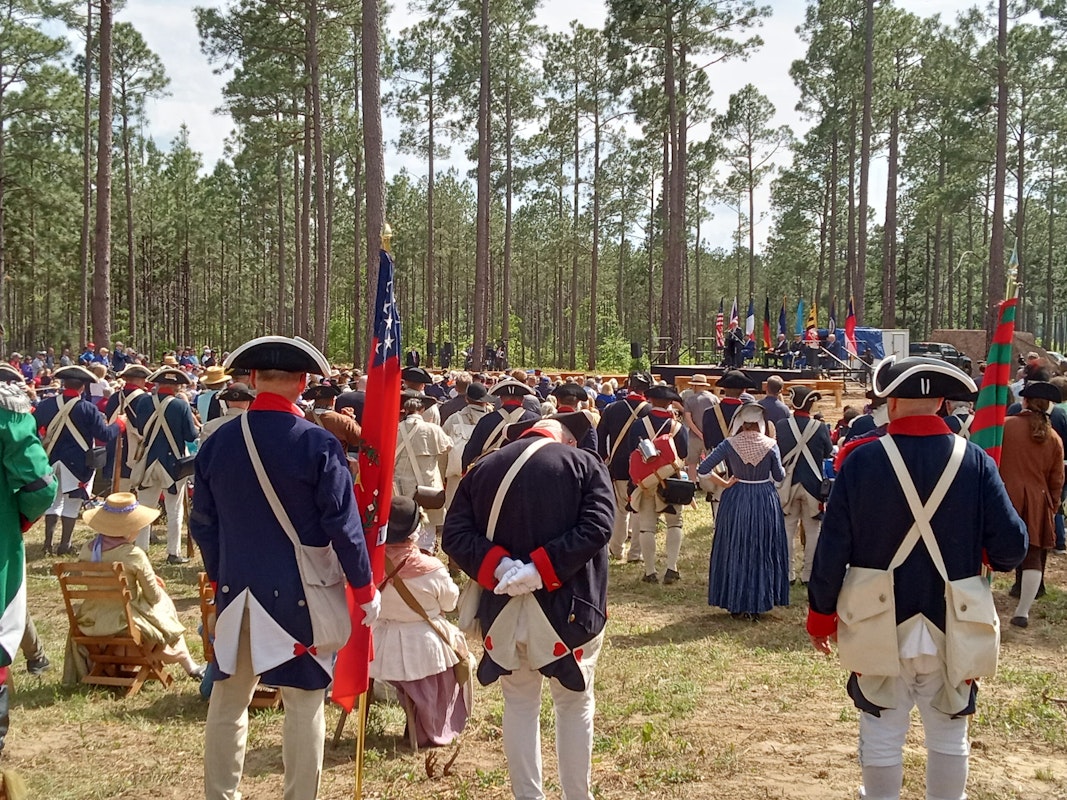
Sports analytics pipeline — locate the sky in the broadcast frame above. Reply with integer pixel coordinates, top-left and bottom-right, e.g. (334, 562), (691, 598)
(120, 0), (984, 252)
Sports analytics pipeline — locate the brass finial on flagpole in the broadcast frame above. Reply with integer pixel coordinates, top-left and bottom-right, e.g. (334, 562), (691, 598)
(381, 222), (393, 254)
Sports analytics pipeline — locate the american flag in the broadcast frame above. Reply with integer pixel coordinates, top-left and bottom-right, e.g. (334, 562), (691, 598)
(332, 249), (401, 712)
(715, 298), (724, 348)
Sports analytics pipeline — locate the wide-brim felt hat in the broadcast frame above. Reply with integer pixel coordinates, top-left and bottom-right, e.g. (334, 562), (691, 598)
(118, 364), (152, 380)
(202, 365), (232, 386)
(1019, 380), (1062, 404)
(224, 336), (331, 376)
(149, 367), (192, 386)
(217, 382), (256, 402)
(551, 382), (588, 405)
(83, 493), (160, 539)
(628, 371), (654, 390)
(646, 384), (683, 403)
(872, 356), (977, 400)
(303, 380), (342, 400)
(718, 370), (757, 390)
(788, 386), (821, 410)
(489, 377), (534, 397)
(162, 355), (179, 366)
(465, 382), (489, 403)
(729, 401), (768, 435)
(688, 373), (711, 388)
(386, 496), (421, 544)
(400, 388), (437, 409)
(0, 364), (24, 383)
(401, 366), (434, 385)
(55, 365), (97, 384)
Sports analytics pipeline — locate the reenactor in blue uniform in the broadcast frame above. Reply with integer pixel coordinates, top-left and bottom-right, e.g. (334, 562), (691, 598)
(129, 367), (199, 563)
(807, 357), (1028, 800)
(597, 371), (652, 561)
(461, 378), (538, 472)
(34, 365), (120, 555)
(103, 364), (151, 492)
(551, 382), (598, 452)
(191, 335), (377, 800)
(701, 370), (757, 452)
(442, 411), (613, 800)
(775, 386), (833, 584)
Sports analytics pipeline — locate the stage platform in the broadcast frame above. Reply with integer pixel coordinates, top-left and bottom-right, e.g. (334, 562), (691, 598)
(651, 364), (808, 386)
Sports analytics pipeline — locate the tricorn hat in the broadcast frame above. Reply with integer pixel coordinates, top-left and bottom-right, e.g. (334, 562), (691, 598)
(386, 496), (421, 544)
(506, 410), (593, 444)
(646, 384), (683, 403)
(303, 380), (342, 401)
(55, 365), (96, 384)
(117, 364), (152, 380)
(149, 367), (192, 386)
(718, 369), (757, 391)
(788, 385), (821, 410)
(551, 382), (588, 406)
(400, 388), (437, 409)
(224, 336), (331, 376)
(83, 493), (161, 539)
(872, 356), (977, 400)
(628, 371), (654, 391)
(1019, 381), (1062, 404)
(401, 366), (434, 386)
(0, 364), (24, 383)
(217, 382), (256, 403)
(489, 377), (534, 397)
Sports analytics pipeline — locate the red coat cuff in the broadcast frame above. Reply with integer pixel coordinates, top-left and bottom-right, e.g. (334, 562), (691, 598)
(477, 545), (510, 589)
(351, 581), (375, 605)
(806, 608), (838, 637)
(529, 547), (562, 592)
(19, 516), (31, 534)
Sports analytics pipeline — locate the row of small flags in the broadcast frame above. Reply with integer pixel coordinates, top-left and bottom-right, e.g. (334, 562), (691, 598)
(714, 296), (859, 356)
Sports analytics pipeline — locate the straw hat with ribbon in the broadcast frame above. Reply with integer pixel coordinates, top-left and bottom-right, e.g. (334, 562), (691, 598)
(83, 493), (161, 539)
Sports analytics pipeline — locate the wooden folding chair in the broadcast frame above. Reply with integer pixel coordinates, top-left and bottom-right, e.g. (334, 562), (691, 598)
(198, 573), (281, 710)
(53, 561), (174, 697)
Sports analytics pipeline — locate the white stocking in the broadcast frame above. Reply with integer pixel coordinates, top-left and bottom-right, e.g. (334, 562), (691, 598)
(1013, 569), (1042, 620)
(925, 751), (968, 800)
(859, 763), (903, 800)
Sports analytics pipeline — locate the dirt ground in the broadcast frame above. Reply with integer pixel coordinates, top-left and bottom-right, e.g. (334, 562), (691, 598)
(8, 384), (1067, 799)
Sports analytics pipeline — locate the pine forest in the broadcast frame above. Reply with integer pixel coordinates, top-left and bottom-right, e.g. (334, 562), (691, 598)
(1, 0), (1062, 370)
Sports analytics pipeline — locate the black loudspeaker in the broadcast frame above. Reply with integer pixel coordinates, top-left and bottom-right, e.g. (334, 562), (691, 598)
(630, 342), (642, 359)
(427, 340), (436, 356)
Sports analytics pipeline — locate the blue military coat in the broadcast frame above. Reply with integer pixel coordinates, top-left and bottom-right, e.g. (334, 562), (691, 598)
(130, 390), (198, 490)
(33, 392), (119, 483)
(190, 395), (373, 689)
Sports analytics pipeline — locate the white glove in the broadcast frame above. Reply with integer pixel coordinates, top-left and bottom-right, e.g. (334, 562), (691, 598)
(360, 590), (381, 627)
(497, 562), (543, 596)
(494, 557), (523, 583)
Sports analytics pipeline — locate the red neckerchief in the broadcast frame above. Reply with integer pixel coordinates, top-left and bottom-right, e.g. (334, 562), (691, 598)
(887, 415), (951, 437)
(721, 397), (743, 406)
(627, 393), (646, 402)
(62, 389), (80, 399)
(557, 405), (576, 412)
(794, 410), (810, 418)
(124, 385), (144, 396)
(501, 398), (523, 407)
(650, 407), (673, 419)
(157, 386), (177, 396)
(251, 391), (305, 418)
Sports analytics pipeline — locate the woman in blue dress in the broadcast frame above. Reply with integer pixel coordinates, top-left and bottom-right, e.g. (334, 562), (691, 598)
(697, 402), (789, 618)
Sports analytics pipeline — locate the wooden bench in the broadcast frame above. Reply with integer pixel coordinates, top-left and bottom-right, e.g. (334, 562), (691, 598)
(198, 573), (282, 710)
(54, 561), (174, 697)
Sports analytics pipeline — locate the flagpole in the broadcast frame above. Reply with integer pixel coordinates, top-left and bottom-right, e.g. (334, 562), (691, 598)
(354, 690), (369, 799)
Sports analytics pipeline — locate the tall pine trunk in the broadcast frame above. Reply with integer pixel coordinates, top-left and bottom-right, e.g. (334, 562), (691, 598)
(857, 0), (875, 323)
(362, 0), (385, 332)
(473, 0), (491, 364)
(91, 0), (114, 347)
(987, 0), (1009, 337)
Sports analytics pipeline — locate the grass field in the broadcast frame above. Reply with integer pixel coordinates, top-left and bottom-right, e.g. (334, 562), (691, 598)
(9, 397), (1067, 799)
